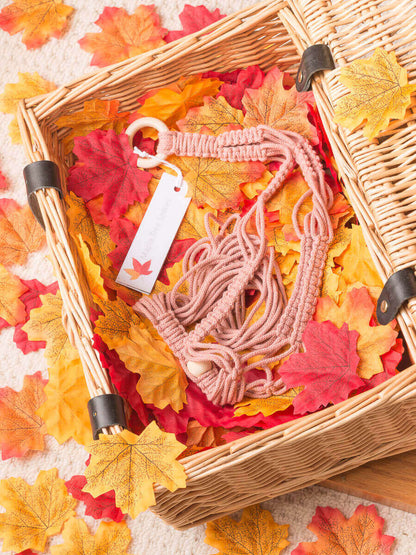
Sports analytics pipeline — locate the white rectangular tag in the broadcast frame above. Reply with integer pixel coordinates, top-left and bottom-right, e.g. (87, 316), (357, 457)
(116, 172), (191, 294)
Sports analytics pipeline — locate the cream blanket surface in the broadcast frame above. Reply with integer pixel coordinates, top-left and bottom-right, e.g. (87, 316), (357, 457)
(0, 0), (415, 553)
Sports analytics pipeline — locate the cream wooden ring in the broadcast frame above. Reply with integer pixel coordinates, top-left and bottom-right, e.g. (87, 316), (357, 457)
(125, 117), (169, 169)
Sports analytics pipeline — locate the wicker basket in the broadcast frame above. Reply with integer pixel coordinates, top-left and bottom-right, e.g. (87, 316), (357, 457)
(17, 0), (416, 530)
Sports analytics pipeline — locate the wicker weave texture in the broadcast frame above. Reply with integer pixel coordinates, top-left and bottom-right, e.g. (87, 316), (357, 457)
(16, 0), (416, 529)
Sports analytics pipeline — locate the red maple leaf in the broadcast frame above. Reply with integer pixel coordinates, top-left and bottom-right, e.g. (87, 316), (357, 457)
(279, 321), (364, 415)
(125, 258), (152, 279)
(13, 279), (59, 354)
(67, 129), (152, 220)
(108, 217), (138, 270)
(165, 5), (225, 42)
(65, 471), (125, 522)
(218, 65), (265, 110)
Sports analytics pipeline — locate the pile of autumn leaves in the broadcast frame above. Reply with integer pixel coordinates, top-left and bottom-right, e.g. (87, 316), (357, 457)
(0, 1), (407, 553)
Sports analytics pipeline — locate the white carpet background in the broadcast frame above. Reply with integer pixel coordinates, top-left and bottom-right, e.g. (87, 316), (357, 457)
(0, 1), (416, 553)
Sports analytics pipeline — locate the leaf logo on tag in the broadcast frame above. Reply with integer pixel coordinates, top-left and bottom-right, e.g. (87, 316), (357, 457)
(125, 258), (152, 280)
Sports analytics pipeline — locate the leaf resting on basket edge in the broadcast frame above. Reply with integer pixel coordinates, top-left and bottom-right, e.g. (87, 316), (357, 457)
(205, 504), (290, 555)
(82, 423), (187, 518)
(334, 47), (416, 140)
(292, 504), (395, 555)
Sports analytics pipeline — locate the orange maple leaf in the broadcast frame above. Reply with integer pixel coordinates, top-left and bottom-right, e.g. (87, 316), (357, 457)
(56, 99), (131, 154)
(125, 258), (152, 280)
(0, 0), (74, 49)
(0, 263), (27, 326)
(242, 67), (318, 144)
(293, 504), (395, 554)
(93, 294), (141, 350)
(0, 372), (47, 460)
(177, 95), (244, 135)
(78, 5), (166, 67)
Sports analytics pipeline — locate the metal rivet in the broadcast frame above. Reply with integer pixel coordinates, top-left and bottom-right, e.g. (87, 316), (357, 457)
(93, 411), (97, 417)
(380, 300), (388, 313)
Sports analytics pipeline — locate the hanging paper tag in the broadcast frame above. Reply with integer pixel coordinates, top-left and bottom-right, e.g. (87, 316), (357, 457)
(116, 172), (191, 294)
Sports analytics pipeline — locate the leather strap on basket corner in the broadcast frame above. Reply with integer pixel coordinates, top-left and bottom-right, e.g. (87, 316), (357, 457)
(135, 126), (334, 406)
(23, 160), (62, 229)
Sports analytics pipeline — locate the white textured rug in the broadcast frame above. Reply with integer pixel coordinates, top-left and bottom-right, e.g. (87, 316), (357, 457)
(1, 0), (416, 553)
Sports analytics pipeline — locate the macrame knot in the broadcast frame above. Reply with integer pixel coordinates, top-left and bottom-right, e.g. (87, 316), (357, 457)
(135, 125), (335, 406)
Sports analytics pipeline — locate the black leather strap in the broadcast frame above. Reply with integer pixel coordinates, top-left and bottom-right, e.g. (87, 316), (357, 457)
(376, 267), (416, 325)
(23, 161), (62, 229)
(87, 394), (127, 440)
(296, 44), (335, 92)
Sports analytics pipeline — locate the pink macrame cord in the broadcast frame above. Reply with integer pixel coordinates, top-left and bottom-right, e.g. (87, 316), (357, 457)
(134, 125), (334, 406)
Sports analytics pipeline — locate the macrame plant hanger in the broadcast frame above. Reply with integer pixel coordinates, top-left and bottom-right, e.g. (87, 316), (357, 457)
(133, 124), (334, 406)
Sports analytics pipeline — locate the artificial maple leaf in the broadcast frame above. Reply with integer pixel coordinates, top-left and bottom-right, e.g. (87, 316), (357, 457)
(0, 169), (9, 190)
(37, 358), (91, 447)
(115, 324), (188, 412)
(0, 372), (47, 460)
(79, 5), (166, 67)
(0, 198), (45, 266)
(242, 67), (318, 144)
(67, 129), (152, 220)
(136, 76), (221, 129)
(177, 95), (244, 135)
(292, 504), (395, 555)
(13, 279), (59, 353)
(205, 504), (290, 554)
(108, 217), (138, 270)
(335, 224), (383, 289)
(218, 65), (265, 110)
(334, 48), (416, 140)
(170, 154), (266, 210)
(75, 235), (108, 302)
(165, 4), (225, 42)
(65, 472), (124, 522)
(0, 71), (56, 142)
(0, 468), (76, 553)
(0, 263), (27, 326)
(279, 320), (364, 414)
(176, 201), (218, 241)
(22, 291), (79, 367)
(51, 517), (132, 555)
(125, 258), (152, 279)
(185, 420), (225, 449)
(66, 192), (114, 271)
(0, 0), (74, 49)
(83, 423), (187, 518)
(234, 387), (303, 417)
(94, 295), (141, 350)
(315, 287), (397, 379)
(56, 99), (130, 154)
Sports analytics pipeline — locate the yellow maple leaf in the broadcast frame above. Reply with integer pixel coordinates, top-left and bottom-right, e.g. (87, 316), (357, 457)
(66, 192), (114, 271)
(315, 286), (397, 379)
(335, 224), (383, 289)
(0, 262), (26, 326)
(242, 66), (317, 144)
(37, 358), (91, 446)
(22, 291), (79, 367)
(94, 295), (141, 349)
(0, 468), (76, 553)
(176, 201), (218, 241)
(0, 199), (45, 266)
(153, 261), (188, 295)
(83, 424), (187, 518)
(51, 517), (132, 555)
(56, 99), (130, 154)
(115, 324), (188, 412)
(0, 72), (56, 142)
(137, 76), (222, 129)
(75, 235), (108, 303)
(170, 154), (266, 210)
(205, 504), (290, 555)
(234, 387), (303, 417)
(0, 0), (74, 49)
(240, 169), (274, 200)
(177, 95), (244, 135)
(334, 48), (416, 139)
